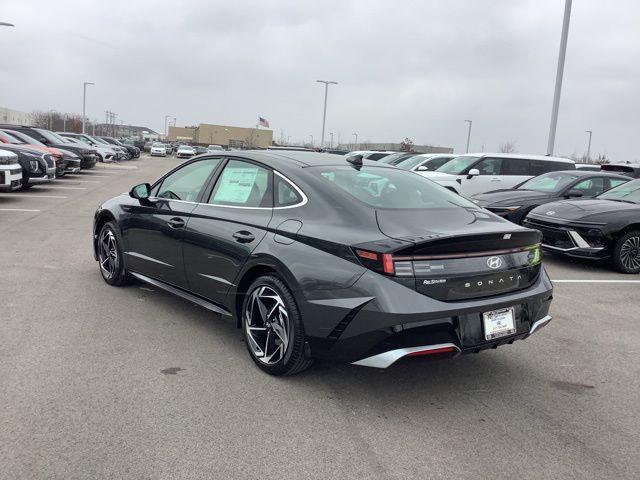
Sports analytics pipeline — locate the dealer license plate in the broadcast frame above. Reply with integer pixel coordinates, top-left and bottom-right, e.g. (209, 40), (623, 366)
(483, 307), (516, 341)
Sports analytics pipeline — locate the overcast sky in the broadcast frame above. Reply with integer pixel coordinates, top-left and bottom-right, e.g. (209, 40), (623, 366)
(1, 0), (639, 159)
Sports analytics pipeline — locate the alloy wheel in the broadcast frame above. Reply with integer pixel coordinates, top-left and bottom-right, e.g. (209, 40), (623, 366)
(98, 229), (118, 279)
(620, 235), (640, 271)
(244, 286), (290, 365)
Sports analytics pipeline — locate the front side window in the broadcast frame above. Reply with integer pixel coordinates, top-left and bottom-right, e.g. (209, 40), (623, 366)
(155, 158), (221, 202)
(572, 177), (606, 196)
(311, 166), (477, 209)
(518, 172), (578, 192)
(209, 160), (272, 207)
(475, 157), (503, 175)
(437, 155), (480, 174)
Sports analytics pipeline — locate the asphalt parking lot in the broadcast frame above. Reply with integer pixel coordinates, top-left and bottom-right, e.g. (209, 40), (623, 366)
(1, 155), (639, 479)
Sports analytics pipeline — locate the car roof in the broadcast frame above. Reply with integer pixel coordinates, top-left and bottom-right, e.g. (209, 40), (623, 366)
(223, 150), (398, 170)
(546, 170), (629, 179)
(462, 153), (575, 163)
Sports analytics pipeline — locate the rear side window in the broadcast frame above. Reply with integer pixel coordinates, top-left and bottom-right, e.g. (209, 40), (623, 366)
(609, 178), (628, 189)
(366, 153), (390, 161)
(531, 160), (573, 175)
(275, 175), (303, 207)
(209, 160), (273, 207)
(573, 177), (606, 196)
(502, 158), (530, 175)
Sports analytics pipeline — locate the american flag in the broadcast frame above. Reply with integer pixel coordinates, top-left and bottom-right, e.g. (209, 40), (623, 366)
(258, 116), (270, 128)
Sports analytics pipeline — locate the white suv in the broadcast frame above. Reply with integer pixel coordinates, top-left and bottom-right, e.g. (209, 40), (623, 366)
(0, 149), (22, 191)
(418, 153), (575, 196)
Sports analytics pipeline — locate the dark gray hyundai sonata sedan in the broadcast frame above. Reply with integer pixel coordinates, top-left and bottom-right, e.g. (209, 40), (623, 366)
(92, 150), (553, 375)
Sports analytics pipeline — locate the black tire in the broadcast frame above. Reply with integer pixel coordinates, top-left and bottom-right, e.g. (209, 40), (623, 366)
(241, 275), (313, 376)
(612, 230), (640, 274)
(20, 178), (32, 190)
(96, 153), (104, 163)
(97, 221), (133, 286)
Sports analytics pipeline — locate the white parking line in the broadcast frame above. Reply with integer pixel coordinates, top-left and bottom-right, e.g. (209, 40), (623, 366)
(0, 208), (41, 212)
(97, 164), (138, 170)
(57, 180), (101, 184)
(78, 174), (115, 178)
(0, 193), (67, 199)
(552, 279), (640, 284)
(34, 186), (87, 190)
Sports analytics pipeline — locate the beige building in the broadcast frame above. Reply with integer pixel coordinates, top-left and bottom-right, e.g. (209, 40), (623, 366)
(0, 107), (34, 126)
(168, 123), (273, 149)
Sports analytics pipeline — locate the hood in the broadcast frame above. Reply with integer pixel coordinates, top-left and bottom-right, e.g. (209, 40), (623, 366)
(529, 199), (640, 222)
(50, 142), (95, 155)
(472, 189), (551, 206)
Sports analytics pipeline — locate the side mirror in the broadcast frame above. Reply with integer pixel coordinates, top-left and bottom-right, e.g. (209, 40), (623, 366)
(566, 189), (584, 198)
(467, 168), (480, 179)
(416, 165), (429, 171)
(130, 183), (151, 199)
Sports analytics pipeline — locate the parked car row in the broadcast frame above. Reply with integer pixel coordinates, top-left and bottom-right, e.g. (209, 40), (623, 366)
(0, 124), (139, 192)
(147, 141), (223, 158)
(344, 150), (640, 274)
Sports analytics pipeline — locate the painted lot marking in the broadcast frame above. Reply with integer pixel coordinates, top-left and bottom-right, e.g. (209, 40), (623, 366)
(0, 193), (67, 199)
(33, 186), (87, 191)
(552, 279), (640, 284)
(97, 164), (138, 170)
(57, 179), (101, 184)
(0, 208), (41, 212)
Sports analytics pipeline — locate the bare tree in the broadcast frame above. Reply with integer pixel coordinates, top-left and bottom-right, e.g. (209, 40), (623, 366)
(400, 137), (415, 152)
(593, 154), (610, 165)
(243, 128), (259, 149)
(498, 141), (517, 153)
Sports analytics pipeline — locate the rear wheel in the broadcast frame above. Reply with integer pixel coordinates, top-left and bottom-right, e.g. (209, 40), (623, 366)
(97, 222), (133, 285)
(242, 275), (313, 376)
(612, 230), (640, 274)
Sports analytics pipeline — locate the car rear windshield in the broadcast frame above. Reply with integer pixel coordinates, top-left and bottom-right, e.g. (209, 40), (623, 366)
(518, 172), (579, 192)
(152, 143), (164, 147)
(436, 155), (480, 174)
(598, 179), (640, 204)
(310, 166), (477, 209)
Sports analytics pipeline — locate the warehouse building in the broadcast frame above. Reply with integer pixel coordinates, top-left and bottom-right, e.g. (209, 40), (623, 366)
(0, 107), (34, 126)
(168, 123), (273, 149)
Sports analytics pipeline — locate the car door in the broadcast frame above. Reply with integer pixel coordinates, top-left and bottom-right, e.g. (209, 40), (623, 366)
(183, 158), (274, 306)
(459, 157), (504, 196)
(122, 157), (223, 288)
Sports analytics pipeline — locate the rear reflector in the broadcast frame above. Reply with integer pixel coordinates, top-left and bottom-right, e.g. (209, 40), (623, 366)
(406, 346), (457, 357)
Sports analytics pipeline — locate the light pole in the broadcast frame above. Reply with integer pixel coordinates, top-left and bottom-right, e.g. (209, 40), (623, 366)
(316, 80), (338, 148)
(164, 115), (172, 140)
(82, 82), (94, 134)
(48, 110), (57, 130)
(547, 0), (572, 155)
(464, 120), (472, 153)
(585, 130), (592, 162)
(329, 132), (334, 149)
(352, 132), (358, 150)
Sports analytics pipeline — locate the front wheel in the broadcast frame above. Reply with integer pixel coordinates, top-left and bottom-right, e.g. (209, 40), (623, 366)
(612, 230), (640, 274)
(97, 222), (133, 285)
(242, 275), (313, 376)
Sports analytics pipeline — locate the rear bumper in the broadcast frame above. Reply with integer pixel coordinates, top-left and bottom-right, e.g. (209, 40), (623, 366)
(304, 268), (554, 366)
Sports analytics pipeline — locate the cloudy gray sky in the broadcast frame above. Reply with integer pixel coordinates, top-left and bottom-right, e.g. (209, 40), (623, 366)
(1, 0), (639, 159)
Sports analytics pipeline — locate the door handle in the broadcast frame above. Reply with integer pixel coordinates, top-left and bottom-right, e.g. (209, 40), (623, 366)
(167, 217), (185, 229)
(233, 230), (255, 243)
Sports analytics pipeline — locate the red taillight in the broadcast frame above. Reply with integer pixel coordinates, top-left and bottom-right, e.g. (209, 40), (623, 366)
(355, 249), (378, 261)
(406, 346), (457, 357)
(354, 249), (395, 276)
(381, 253), (394, 275)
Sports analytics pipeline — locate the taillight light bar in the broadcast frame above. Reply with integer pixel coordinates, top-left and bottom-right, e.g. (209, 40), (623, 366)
(355, 249), (395, 275)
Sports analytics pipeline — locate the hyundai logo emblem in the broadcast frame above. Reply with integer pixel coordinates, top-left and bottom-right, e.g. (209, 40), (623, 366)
(487, 256), (503, 269)
(546, 211), (555, 216)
